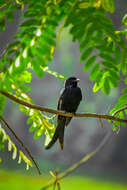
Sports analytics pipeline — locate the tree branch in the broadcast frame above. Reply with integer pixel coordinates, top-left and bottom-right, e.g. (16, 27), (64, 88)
(0, 116), (41, 175)
(41, 131), (112, 190)
(0, 90), (127, 123)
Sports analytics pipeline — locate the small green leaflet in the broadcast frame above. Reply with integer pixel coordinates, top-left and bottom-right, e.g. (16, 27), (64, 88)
(122, 14), (127, 25)
(90, 63), (100, 81)
(83, 56), (96, 71)
(102, 0), (115, 13)
(80, 47), (94, 62)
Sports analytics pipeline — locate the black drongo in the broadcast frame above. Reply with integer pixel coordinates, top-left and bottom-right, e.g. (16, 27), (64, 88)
(45, 76), (82, 150)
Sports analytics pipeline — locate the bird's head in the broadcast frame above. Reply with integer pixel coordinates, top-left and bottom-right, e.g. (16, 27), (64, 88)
(64, 77), (80, 88)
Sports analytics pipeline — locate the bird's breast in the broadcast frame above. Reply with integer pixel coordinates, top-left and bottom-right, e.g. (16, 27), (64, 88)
(61, 87), (82, 112)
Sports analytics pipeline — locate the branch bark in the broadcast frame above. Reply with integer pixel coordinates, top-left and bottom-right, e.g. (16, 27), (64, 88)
(0, 90), (127, 123)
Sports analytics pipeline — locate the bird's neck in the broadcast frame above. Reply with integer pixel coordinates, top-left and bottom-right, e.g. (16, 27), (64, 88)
(65, 83), (77, 88)
(68, 84), (77, 88)
(72, 83), (77, 88)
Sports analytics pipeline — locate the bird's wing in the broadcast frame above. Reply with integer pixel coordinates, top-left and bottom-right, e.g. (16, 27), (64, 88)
(57, 88), (66, 110)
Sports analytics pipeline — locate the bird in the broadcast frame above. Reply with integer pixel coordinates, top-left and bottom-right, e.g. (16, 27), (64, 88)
(45, 76), (82, 150)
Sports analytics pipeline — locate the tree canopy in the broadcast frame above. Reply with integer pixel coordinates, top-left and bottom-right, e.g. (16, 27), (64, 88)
(0, 0), (127, 174)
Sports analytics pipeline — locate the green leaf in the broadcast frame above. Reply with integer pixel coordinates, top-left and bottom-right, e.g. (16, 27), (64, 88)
(108, 76), (118, 88)
(44, 129), (55, 146)
(102, 77), (110, 94)
(124, 77), (127, 85)
(7, 40), (20, 50)
(20, 19), (37, 28)
(79, 2), (90, 9)
(18, 71), (32, 84)
(32, 61), (44, 78)
(114, 46), (121, 63)
(0, 19), (5, 31)
(14, 55), (28, 73)
(33, 127), (44, 139)
(80, 47), (93, 62)
(20, 84), (31, 92)
(109, 70), (120, 81)
(2, 73), (11, 91)
(102, 0), (115, 13)
(122, 14), (127, 25)
(122, 88), (127, 93)
(110, 100), (126, 116)
(124, 109), (127, 115)
(7, 12), (14, 22)
(40, 35), (56, 46)
(93, 82), (101, 93)
(112, 121), (119, 131)
(29, 124), (37, 133)
(101, 61), (117, 70)
(0, 94), (6, 115)
(90, 63), (100, 81)
(83, 56), (96, 71)
(27, 117), (33, 125)
(0, 133), (5, 151)
(121, 49), (127, 75)
(19, 150), (33, 169)
(119, 94), (127, 102)
(99, 52), (114, 63)
(80, 39), (89, 52)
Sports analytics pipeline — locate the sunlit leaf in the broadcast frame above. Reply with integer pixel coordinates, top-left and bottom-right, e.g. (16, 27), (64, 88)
(19, 150), (33, 168)
(90, 63), (100, 81)
(0, 94), (6, 115)
(93, 82), (101, 93)
(122, 14), (127, 25)
(0, 124), (32, 169)
(0, 132), (5, 151)
(80, 47), (94, 62)
(33, 127), (44, 139)
(102, 77), (110, 94)
(32, 61), (44, 78)
(83, 56), (96, 71)
(79, 2), (90, 9)
(112, 121), (119, 131)
(102, 0), (115, 13)
(8, 139), (12, 151)
(12, 145), (17, 160)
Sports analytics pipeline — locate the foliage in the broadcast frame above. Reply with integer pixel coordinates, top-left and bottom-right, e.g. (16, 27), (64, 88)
(0, 0), (127, 170)
(0, 123), (33, 170)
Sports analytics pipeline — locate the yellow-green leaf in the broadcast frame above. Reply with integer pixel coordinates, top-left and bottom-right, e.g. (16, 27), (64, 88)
(102, 0), (115, 13)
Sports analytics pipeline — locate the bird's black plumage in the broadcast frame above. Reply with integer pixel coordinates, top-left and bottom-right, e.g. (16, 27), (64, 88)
(45, 77), (82, 150)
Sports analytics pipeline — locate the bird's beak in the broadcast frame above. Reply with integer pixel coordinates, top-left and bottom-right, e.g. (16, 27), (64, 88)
(76, 78), (80, 82)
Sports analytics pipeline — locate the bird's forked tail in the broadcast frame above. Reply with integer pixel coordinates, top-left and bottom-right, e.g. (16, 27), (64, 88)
(45, 117), (65, 150)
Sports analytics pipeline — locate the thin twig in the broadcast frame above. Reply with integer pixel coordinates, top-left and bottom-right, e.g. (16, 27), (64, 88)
(0, 116), (41, 175)
(0, 91), (127, 124)
(41, 131), (112, 190)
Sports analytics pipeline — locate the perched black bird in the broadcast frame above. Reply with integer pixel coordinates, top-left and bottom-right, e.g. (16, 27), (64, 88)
(45, 77), (82, 150)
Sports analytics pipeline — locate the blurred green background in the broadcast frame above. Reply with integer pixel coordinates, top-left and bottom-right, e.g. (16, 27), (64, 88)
(1, 0), (127, 189)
